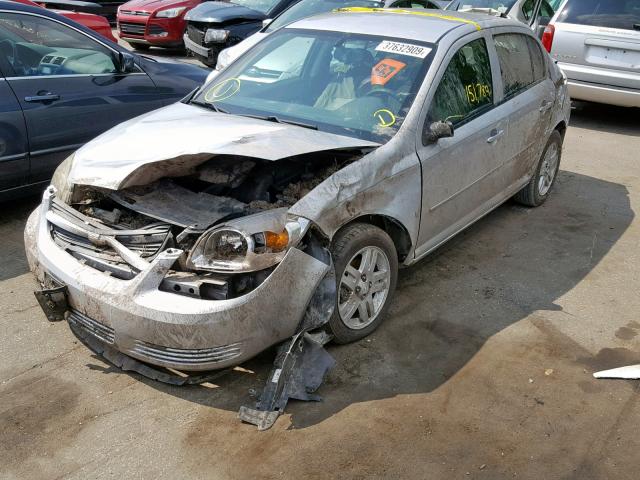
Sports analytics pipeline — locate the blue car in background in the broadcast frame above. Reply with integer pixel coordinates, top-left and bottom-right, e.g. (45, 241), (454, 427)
(0, 0), (208, 201)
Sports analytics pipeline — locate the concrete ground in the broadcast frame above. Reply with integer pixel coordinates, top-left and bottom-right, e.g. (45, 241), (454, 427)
(1, 100), (639, 479)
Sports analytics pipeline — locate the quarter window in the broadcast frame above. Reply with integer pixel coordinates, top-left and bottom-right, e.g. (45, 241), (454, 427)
(0, 13), (118, 77)
(494, 33), (544, 98)
(528, 36), (546, 83)
(427, 38), (493, 127)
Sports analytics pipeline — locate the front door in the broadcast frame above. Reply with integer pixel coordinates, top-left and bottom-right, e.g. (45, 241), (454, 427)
(414, 33), (510, 258)
(0, 74), (28, 192)
(0, 10), (160, 184)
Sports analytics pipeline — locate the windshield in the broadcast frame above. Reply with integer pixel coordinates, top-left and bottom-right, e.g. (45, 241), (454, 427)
(557, 0), (640, 31)
(446, 0), (517, 13)
(266, 0), (386, 32)
(192, 29), (434, 143)
(230, 0), (282, 15)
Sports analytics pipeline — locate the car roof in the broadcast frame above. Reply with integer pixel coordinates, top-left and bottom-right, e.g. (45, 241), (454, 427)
(286, 8), (524, 43)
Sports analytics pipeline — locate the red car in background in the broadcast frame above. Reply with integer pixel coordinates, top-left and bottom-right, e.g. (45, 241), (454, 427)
(10, 0), (117, 41)
(117, 0), (199, 50)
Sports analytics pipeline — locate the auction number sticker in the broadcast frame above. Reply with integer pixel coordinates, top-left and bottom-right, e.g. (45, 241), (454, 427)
(375, 40), (431, 59)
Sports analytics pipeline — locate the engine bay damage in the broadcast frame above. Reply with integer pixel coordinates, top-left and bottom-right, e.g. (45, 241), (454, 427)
(37, 147), (369, 430)
(54, 149), (362, 295)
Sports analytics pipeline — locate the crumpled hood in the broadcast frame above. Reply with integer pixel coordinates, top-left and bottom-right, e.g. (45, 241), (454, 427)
(184, 1), (264, 23)
(70, 102), (379, 190)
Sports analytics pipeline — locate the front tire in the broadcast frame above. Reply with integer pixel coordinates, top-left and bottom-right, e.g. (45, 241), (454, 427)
(129, 43), (150, 51)
(194, 53), (217, 68)
(328, 223), (398, 344)
(514, 130), (562, 207)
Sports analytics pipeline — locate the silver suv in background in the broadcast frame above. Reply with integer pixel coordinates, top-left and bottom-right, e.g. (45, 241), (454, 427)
(542, 0), (640, 107)
(446, 0), (562, 36)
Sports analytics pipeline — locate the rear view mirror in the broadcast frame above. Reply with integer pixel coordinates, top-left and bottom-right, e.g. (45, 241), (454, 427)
(118, 52), (137, 73)
(424, 120), (454, 144)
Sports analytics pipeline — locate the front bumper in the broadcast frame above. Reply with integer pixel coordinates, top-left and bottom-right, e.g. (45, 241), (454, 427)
(25, 188), (331, 371)
(117, 14), (187, 46)
(183, 32), (226, 62)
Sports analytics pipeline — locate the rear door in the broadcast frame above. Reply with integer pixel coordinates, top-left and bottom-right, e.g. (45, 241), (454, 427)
(0, 61), (28, 192)
(0, 10), (161, 184)
(551, 0), (640, 88)
(492, 31), (556, 186)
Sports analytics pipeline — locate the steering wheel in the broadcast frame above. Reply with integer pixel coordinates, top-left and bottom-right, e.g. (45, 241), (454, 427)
(357, 80), (397, 101)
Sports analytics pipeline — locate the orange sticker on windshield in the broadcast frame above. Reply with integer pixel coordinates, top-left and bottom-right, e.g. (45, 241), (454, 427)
(371, 58), (406, 86)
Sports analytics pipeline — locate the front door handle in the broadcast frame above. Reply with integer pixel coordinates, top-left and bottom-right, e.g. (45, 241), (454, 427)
(25, 91), (60, 103)
(539, 100), (553, 113)
(486, 129), (504, 144)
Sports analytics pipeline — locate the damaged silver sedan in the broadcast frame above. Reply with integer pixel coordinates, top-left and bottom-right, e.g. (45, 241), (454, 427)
(25, 9), (570, 428)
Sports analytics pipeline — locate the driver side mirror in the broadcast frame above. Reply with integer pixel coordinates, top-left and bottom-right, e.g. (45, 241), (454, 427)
(262, 18), (273, 28)
(118, 51), (137, 73)
(424, 120), (454, 144)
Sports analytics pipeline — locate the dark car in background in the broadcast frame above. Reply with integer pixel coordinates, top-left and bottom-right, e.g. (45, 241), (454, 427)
(183, 0), (300, 66)
(213, 0), (443, 72)
(0, 0), (208, 201)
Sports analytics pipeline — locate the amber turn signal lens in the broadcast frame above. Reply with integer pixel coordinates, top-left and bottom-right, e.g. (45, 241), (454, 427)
(264, 230), (289, 252)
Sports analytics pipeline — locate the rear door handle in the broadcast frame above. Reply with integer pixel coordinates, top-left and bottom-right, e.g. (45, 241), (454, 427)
(25, 92), (60, 103)
(539, 100), (553, 112)
(486, 129), (504, 144)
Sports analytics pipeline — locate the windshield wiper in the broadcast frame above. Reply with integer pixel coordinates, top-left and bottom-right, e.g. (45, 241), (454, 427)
(190, 99), (229, 114)
(240, 114), (318, 130)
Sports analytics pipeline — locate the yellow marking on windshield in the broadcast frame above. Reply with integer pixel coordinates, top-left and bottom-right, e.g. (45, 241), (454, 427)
(205, 77), (241, 103)
(374, 108), (396, 127)
(334, 7), (482, 31)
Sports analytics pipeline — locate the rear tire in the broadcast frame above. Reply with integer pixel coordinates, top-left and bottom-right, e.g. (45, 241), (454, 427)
(328, 223), (398, 344)
(514, 130), (562, 207)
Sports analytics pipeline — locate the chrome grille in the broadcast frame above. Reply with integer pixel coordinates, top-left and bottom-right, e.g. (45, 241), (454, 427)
(48, 198), (172, 278)
(68, 310), (243, 367)
(119, 22), (146, 35)
(120, 9), (150, 16)
(131, 340), (243, 365)
(51, 223), (169, 258)
(68, 310), (115, 344)
(186, 24), (205, 45)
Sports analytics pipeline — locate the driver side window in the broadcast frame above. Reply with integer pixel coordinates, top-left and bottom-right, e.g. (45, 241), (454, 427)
(0, 13), (117, 77)
(427, 38), (493, 128)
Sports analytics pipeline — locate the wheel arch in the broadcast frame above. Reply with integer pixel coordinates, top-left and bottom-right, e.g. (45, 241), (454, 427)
(331, 214), (413, 263)
(554, 120), (567, 140)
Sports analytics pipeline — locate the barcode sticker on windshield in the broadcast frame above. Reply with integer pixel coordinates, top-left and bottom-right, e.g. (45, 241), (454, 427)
(375, 41), (431, 58)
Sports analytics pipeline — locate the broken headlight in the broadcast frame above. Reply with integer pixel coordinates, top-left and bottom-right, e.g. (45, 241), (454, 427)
(186, 208), (310, 273)
(50, 153), (75, 204)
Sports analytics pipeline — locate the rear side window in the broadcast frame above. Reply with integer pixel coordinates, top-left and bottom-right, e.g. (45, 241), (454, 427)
(494, 33), (544, 98)
(557, 0), (640, 31)
(527, 37), (546, 82)
(428, 38), (493, 127)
